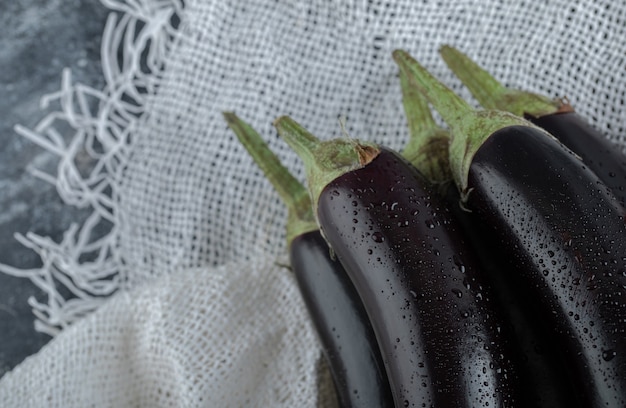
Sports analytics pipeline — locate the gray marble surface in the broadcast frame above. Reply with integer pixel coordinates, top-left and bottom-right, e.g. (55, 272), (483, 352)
(0, 0), (110, 377)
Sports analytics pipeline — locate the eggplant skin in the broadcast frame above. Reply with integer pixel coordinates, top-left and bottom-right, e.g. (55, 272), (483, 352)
(445, 183), (583, 408)
(528, 111), (626, 207)
(467, 125), (626, 407)
(290, 230), (394, 408)
(317, 148), (520, 408)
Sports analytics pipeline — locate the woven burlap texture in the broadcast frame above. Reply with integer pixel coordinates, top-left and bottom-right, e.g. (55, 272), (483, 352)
(1, 0), (625, 406)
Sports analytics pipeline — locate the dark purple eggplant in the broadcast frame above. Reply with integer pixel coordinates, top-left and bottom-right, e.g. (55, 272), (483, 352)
(530, 112), (626, 205)
(223, 112), (393, 408)
(397, 64), (583, 408)
(290, 231), (394, 407)
(275, 116), (521, 407)
(439, 45), (626, 207)
(394, 49), (626, 407)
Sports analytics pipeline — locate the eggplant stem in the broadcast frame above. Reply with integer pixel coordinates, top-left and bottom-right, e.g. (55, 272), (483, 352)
(393, 49), (473, 127)
(274, 116), (379, 216)
(392, 49), (535, 198)
(439, 45), (506, 110)
(224, 112), (306, 208)
(272, 116), (319, 163)
(223, 112), (317, 246)
(439, 45), (570, 118)
(398, 63), (452, 184)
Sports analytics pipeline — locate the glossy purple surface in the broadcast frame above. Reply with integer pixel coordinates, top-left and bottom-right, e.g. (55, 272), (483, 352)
(467, 125), (626, 407)
(529, 111), (626, 207)
(445, 182), (582, 408)
(317, 148), (520, 408)
(291, 231), (393, 408)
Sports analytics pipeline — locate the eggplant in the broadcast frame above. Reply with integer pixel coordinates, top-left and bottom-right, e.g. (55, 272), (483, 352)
(394, 49), (626, 407)
(439, 45), (626, 207)
(275, 117), (521, 407)
(223, 112), (393, 408)
(397, 64), (583, 408)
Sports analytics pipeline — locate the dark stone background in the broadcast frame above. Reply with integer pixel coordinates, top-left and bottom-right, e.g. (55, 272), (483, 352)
(0, 0), (110, 378)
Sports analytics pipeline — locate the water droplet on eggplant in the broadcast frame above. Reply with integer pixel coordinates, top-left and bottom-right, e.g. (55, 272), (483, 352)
(602, 349), (617, 361)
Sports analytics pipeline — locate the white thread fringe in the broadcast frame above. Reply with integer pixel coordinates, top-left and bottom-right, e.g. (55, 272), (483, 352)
(0, 0), (184, 336)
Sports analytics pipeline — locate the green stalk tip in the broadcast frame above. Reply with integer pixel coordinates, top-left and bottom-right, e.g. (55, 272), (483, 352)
(398, 62), (452, 184)
(274, 116), (379, 215)
(392, 49), (535, 198)
(272, 116), (320, 169)
(223, 112), (317, 246)
(393, 49), (473, 126)
(438, 45), (506, 110)
(439, 45), (571, 118)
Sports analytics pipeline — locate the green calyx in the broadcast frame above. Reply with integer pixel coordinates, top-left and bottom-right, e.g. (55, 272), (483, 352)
(439, 45), (573, 118)
(223, 112), (318, 248)
(402, 132), (451, 185)
(393, 49), (536, 200)
(398, 57), (452, 184)
(274, 116), (379, 216)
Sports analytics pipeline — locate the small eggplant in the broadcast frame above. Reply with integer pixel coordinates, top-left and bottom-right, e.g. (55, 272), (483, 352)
(397, 64), (583, 408)
(275, 116), (521, 407)
(394, 49), (626, 407)
(439, 45), (626, 207)
(223, 113), (393, 408)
